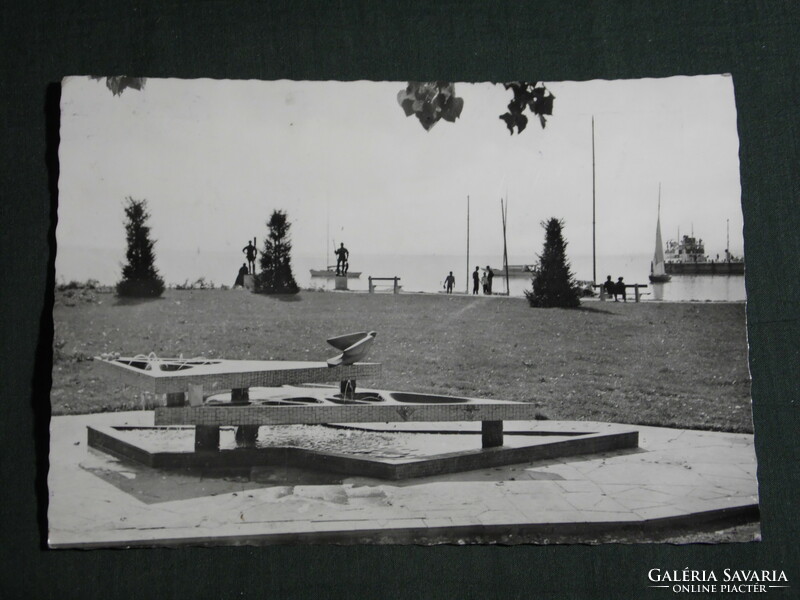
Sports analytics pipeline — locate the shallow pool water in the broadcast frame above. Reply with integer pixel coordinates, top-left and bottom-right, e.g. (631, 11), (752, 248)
(111, 425), (558, 459)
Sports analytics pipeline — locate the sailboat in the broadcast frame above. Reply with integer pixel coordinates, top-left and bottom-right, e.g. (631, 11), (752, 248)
(309, 265), (361, 279)
(649, 184), (671, 283)
(309, 217), (361, 279)
(309, 241), (362, 279)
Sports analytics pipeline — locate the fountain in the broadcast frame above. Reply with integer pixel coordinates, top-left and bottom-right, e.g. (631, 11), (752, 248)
(88, 333), (638, 479)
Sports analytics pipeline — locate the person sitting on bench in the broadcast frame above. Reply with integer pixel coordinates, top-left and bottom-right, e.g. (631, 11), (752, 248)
(615, 276), (627, 303)
(603, 275), (615, 300)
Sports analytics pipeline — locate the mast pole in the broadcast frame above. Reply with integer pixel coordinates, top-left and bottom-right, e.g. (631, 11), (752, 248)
(326, 203), (330, 269)
(592, 115), (597, 285)
(727, 218), (730, 262)
(500, 195), (511, 296)
(466, 195), (470, 294)
(501, 197), (510, 295)
(658, 182), (661, 214)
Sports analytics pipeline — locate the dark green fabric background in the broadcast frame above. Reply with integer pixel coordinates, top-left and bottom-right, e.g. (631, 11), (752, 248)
(1, 1), (798, 598)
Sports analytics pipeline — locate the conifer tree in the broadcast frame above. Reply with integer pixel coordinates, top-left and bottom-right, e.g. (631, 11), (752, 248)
(525, 218), (580, 308)
(255, 210), (299, 294)
(116, 197), (165, 298)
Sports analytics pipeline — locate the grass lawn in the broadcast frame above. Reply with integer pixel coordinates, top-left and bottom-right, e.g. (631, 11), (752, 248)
(50, 288), (753, 433)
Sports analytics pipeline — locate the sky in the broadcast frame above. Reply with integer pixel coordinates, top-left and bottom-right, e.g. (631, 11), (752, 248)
(56, 75), (743, 283)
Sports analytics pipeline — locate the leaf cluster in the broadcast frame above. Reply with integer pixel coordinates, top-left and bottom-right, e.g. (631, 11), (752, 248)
(499, 82), (555, 135)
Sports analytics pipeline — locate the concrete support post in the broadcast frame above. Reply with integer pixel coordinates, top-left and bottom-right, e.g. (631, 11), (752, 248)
(166, 392), (186, 407)
(235, 425), (259, 448)
(230, 386), (256, 447)
(195, 425), (220, 451)
(231, 387), (250, 405)
(482, 420), (503, 448)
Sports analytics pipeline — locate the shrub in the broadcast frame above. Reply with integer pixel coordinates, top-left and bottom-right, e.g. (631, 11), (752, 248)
(525, 218), (581, 308)
(116, 197), (165, 298)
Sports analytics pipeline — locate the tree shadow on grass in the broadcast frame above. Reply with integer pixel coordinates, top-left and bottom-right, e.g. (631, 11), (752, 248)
(254, 293), (303, 303)
(574, 305), (617, 315)
(113, 296), (166, 307)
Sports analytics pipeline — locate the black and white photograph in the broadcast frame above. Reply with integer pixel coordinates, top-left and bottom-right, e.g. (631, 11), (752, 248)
(47, 74), (757, 548)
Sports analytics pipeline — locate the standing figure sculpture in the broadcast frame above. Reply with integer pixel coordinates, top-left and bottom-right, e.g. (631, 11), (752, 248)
(335, 243), (349, 276)
(243, 239), (258, 275)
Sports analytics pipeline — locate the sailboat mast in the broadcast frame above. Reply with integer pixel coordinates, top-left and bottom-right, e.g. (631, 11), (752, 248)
(466, 195), (470, 294)
(726, 218), (730, 262)
(501, 197), (510, 295)
(326, 205), (330, 269)
(592, 115), (597, 285)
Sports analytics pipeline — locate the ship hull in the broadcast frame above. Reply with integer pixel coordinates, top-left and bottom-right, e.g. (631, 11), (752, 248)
(491, 266), (533, 278)
(648, 274), (671, 283)
(310, 270), (361, 279)
(664, 262), (744, 275)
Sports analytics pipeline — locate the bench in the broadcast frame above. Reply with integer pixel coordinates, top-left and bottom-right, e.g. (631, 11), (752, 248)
(593, 283), (648, 302)
(368, 276), (401, 294)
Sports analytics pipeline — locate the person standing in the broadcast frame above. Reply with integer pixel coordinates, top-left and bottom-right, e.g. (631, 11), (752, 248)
(486, 266), (494, 295)
(472, 266), (480, 295)
(335, 243), (349, 275)
(243, 240), (258, 275)
(481, 270), (489, 294)
(444, 271), (455, 294)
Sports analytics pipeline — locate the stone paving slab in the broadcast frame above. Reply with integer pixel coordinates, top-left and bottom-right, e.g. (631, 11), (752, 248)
(47, 411), (759, 547)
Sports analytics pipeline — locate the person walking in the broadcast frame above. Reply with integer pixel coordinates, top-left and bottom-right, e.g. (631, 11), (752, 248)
(486, 266), (494, 295)
(444, 271), (455, 294)
(243, 240), (258, 275)
(472, 266), (480, 295)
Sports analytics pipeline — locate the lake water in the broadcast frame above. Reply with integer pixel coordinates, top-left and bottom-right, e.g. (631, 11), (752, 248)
(56, 248), (746, 302)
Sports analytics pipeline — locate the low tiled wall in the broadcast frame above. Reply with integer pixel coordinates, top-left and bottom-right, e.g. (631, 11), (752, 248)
(87, 424), (639, 480)
(155, 402), (544, 426)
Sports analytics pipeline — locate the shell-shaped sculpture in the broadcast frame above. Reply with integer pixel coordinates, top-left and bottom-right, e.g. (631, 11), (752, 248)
(327, 331), (377, 367)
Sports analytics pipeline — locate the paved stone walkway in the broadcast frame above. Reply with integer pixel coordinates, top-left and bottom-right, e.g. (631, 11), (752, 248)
(47, 412), (758, 547)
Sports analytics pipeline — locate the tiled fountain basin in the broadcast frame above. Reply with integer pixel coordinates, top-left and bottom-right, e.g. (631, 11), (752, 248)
(87, 421), (639, 480)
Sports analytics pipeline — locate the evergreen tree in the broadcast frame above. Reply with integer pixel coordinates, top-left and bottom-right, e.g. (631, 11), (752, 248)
(525, 218), (580, 308)
(116, 197), (165, 298)
(255, 210), (299, 294)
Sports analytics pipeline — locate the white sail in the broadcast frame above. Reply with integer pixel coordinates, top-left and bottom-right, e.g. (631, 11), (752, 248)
(651, 185), (667, 278)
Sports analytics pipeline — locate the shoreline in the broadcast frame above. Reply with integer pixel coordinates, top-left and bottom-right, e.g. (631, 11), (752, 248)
(64, 283), (747, 305)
